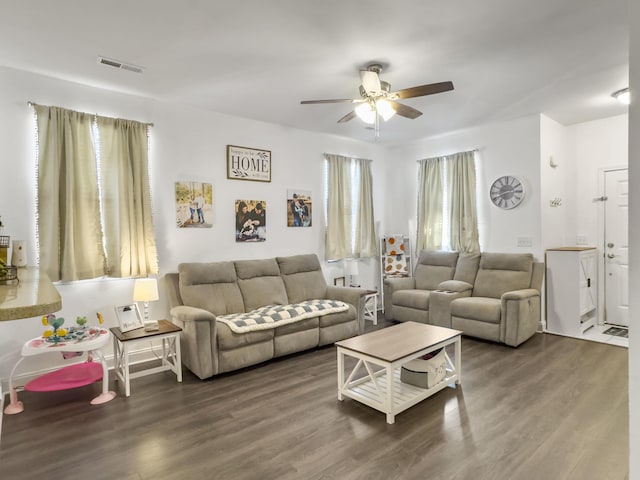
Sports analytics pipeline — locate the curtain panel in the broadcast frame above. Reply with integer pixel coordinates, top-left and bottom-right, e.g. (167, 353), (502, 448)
(34, 104), (158, 281)
(325, 154), (377, 260)
(416, 150), (479, 253)
(97, 117), (158, 277)
(35, 105), (106, 282)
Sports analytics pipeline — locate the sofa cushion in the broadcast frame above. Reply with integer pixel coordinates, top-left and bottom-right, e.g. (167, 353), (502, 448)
(451, 297), (502, 324)
(454, 252), (481, 284)
(414, 250), (459, 290)
(179, 262), (245, 315)
(277, 254), (328, 303)
(392, 289), (431, 310)
(235, 258), (289, 311)
(319, 304), (357, 327)
(216, 322), (274, 350)
(472, 253), (533, 299)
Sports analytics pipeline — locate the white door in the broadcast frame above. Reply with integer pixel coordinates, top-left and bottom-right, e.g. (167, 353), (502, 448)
(604, 168), (629, 327)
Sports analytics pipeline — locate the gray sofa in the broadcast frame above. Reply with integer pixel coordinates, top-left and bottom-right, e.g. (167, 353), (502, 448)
(384, 250), (544, 347)
(165, 254), (366, 379)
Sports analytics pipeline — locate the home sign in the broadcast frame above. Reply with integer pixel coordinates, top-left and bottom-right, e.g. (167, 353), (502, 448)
(227, 145), (271, 182)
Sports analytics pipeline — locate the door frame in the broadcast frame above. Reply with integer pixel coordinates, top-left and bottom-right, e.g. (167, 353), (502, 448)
(596, 164), (628, 325)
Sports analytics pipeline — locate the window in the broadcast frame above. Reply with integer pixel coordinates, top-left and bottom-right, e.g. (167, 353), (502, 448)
(416, 150), (480, 253)
(324, 153), (377, 260)
(33, 104), (158, 282)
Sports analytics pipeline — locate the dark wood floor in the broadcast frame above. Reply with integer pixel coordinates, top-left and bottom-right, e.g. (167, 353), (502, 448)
(1, 319), (629, 480)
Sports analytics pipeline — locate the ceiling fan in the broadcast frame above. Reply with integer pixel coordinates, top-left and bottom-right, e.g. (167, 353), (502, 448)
(300, 63), (454, 138)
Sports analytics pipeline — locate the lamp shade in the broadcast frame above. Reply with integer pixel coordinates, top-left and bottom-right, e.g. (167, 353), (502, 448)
(344, 260), (359, 276)
(133, 278), (159, 302)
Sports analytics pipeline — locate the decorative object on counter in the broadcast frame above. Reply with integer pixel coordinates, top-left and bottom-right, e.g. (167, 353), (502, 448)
(133, 277), (159, 331)
(0, 231), (9, 265)
(11, 240), (27, 267)
(0, 258), (18, 284)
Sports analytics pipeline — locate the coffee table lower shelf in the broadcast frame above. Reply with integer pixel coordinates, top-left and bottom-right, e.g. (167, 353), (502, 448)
(342, 367), (458, 420)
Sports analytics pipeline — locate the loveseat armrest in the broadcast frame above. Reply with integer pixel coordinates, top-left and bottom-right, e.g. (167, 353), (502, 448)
(436, 280), (473, 294)
(169, 305), (219, 379)
(500, 289), (541, 347)
(326, 286), (367, 334)
(430, 287), (473, 328)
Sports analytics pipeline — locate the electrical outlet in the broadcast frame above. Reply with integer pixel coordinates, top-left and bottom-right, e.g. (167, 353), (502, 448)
(517, 236), (532, 247)
(576, 234), (588, 245)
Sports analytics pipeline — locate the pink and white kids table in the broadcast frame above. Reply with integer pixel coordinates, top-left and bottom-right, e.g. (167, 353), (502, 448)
(3, 327), (116, 416)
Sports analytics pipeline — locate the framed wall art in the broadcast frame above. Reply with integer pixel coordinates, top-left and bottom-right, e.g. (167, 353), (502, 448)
(227, 145), (271, 182)
(287, 189), (312, 227)
(175, 181), (213, 228)
(235, 199), (267, 242)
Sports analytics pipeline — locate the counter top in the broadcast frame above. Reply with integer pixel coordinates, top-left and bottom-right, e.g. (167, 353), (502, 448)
(0, 267), (62, 321)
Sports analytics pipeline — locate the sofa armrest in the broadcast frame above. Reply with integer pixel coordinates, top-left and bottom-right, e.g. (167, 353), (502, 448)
(500, 289), (541, 347)
(169, 306), (219, 379)
(326, 286), (367, 334)
(436, 280), (473, 293)
(383, 276), (416, 320)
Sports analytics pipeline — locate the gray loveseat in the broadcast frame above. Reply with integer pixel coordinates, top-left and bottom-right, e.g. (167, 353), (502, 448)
(384, 250), (544, 347)
(165, 254), (366, 379)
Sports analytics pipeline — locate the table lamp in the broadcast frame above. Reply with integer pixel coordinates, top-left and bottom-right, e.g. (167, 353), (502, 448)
(345, 260), (360, 287)
(133, 278), (159, 331)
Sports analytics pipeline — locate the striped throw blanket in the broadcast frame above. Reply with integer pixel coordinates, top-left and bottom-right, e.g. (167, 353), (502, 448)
(217, 299), (349, 333)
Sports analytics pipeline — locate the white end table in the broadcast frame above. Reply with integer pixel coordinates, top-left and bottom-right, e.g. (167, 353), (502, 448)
(363, 290), (379, 325)
(110, 320), (182, 397)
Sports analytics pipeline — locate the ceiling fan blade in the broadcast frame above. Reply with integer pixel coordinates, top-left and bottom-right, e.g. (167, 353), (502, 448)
(394, 81), (454, 99)
(360, 70), (381, 95)
(301, 99), (355, 104)
(389, 101), (423, 119)
(337, 111), (357, 123)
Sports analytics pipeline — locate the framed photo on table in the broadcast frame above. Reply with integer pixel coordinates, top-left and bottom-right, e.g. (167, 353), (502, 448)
(115, 304), (143, 332)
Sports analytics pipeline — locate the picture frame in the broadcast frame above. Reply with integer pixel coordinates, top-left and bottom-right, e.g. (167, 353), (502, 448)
(227, 145), (271, 182)
(333, 276), (346, 287)
(115, 304), (143, 332)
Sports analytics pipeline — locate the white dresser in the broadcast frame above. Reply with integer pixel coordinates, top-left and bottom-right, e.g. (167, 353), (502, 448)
(545, 247), (598, 337)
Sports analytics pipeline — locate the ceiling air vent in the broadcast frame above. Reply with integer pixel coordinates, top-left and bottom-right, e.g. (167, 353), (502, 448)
(97, 56), (144, 74)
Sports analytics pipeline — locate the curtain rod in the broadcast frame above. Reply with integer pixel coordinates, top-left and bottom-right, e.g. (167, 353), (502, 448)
(416, 148), (479, 162)
(27, 101), (154, 127)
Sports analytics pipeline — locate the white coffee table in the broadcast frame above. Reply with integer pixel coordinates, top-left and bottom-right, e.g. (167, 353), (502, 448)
(336, 321), (462, 424)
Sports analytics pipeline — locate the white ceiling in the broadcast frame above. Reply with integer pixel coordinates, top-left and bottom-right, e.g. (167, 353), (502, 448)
(0, 0), (629, 145)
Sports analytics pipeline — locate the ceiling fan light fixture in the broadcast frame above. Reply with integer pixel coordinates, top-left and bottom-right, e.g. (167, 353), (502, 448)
(612, 87), (630, 105)
(376, 99), (396, 121)
(355, 102), (376, 124)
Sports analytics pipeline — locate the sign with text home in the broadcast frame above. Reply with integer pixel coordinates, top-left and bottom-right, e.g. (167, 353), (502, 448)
(227, 145), (271, 182)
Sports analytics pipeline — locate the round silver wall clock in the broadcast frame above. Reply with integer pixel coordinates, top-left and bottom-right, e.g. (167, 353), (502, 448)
(489, 175), (525, 209)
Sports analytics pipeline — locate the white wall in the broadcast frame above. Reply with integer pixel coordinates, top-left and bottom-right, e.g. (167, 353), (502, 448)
(0, 66), (385, 382)
(386, 115), (543, 258)
(628, 3), (639, 477)
(540, 114), (573, 249)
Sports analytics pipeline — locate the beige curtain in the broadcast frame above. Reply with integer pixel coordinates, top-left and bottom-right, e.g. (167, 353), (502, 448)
(416, 157), (444, 251)
(98, 117), (158, 277)
(325, 154), (377, 260)
(416, 150), (479, 253)
(35, 105), (106, 282)
(448, 151), (480, 252)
